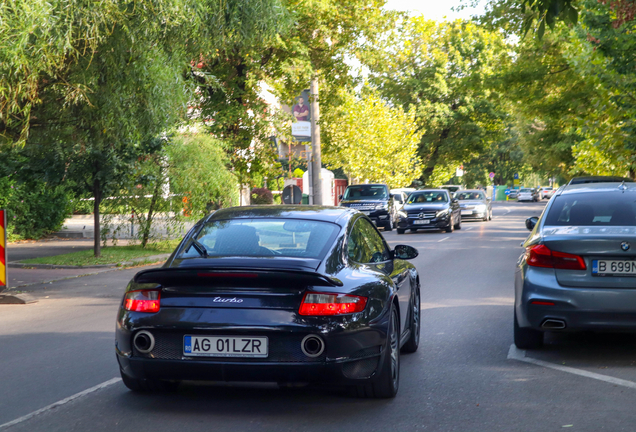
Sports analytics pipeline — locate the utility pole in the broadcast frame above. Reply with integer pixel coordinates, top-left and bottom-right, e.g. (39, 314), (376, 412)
(310, 76), (322, 205)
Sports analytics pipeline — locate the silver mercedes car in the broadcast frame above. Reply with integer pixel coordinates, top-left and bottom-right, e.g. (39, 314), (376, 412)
(456, 190), (492, 221)
(514, 181), (636, 349)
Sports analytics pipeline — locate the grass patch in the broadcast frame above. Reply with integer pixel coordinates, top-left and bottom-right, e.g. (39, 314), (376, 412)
(22, 241), (181, 266)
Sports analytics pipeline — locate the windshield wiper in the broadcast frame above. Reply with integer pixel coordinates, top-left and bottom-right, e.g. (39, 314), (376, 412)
(186, 238), (208, 258)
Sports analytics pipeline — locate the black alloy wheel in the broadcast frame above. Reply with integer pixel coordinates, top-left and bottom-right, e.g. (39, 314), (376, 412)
(402, 287), (420, 353)
(513, 310), (544, 349)
(353, 307), (400, 398)
(385, 217), (393, 232)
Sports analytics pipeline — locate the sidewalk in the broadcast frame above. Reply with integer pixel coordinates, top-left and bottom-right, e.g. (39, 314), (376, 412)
(54, 214), (194, 239)
(5, 238), (165, 290)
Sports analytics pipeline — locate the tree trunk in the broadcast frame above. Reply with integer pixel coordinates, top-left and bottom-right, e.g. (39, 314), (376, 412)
(93, 178), (102, 258)
(141, 169), (163, 248)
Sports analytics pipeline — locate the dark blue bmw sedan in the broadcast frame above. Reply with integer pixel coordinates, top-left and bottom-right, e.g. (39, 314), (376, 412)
(116, 206), (421, 398)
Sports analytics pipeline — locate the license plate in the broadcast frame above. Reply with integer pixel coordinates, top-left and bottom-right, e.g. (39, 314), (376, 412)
(414, 220), (430, 225)
(592, 260), (636, 276)
(184, 335), (268, 358)
(461, 210), (472, 216)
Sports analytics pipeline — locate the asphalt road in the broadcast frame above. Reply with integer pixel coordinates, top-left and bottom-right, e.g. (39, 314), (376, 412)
(3, 201), (636, 431)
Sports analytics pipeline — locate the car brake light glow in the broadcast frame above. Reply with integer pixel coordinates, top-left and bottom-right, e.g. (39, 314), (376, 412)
(525, 244), (587, 270)
(198, 272), (258, 278)
(124, 290), (161, 313)
(299, 292), (367, 316)
(531, 301), (555, 306)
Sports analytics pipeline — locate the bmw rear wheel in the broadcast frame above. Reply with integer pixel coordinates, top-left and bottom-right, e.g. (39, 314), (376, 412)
(513, 310), (544, 349)
(353, 307), (400, 398)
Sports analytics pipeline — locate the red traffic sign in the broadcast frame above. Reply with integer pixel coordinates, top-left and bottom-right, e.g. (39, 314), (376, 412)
(489, 172), (495, 179)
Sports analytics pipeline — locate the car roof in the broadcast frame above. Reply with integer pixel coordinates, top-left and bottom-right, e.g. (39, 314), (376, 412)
(207, 205), (356, 226)
(412, 189), (448, 193)
(558, 182), (636, 196)
(568, 176), (634, 185)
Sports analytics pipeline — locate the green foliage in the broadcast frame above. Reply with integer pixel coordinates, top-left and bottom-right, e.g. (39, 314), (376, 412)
(364, 18), (511, 185)
(322, 88), (422, 188)
(251, 188), (274, 205)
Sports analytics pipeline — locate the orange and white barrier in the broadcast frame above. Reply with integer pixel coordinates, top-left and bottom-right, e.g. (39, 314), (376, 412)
(0, 210), (6, 291)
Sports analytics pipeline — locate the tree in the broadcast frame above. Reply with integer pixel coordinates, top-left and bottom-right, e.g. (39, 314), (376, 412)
(363, 18), (511, 185)
(322, 88), (422, 187)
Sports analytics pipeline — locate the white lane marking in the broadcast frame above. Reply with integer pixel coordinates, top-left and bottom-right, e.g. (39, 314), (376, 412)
(0, 377), (121, 430)
(437, 237), (450, 243)
(507, 345), (636, 390)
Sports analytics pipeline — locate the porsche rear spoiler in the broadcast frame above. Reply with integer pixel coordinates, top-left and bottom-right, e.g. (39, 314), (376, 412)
(133, 267), (344, 288)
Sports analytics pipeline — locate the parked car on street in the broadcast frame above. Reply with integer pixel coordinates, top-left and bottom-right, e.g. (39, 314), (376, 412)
(396, 189), (461, 234)
(517, 187), (538, 202)
(514, 181), (636, 349)
(339, 184), (397, 231)
(116, 206), (421, 398)
(456, 190), (492, 221)
(539, 187), (555, 200)
(507, 189), (519, 200)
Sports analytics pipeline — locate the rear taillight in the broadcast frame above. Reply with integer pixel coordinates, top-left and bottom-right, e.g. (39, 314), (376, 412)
(299, 292), (367, 316)
(124, 290), (161, 313)
(525, 244), (586, 270)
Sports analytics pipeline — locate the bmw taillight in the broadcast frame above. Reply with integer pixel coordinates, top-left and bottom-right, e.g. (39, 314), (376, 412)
(525, 244), (586, 270)
(124, 290), (161, 313)
(299, 292), (367, 316)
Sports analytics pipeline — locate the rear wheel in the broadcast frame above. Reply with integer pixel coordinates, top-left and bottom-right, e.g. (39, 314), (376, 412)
(384, 218), (393, 232)
(120, 370), (179, 392)
(401, 287), (420, 354)
(514, 310), (544, 349)
(352, 307), (400, 398)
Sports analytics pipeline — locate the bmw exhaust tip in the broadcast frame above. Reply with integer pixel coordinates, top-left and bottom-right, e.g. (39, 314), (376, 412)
(542, 319), (566, 329)
(301, 335), (325, 358)
(133, 330), (155, 353)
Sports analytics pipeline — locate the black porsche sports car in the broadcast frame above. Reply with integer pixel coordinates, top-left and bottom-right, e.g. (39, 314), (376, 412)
(116, 206), (421, 398)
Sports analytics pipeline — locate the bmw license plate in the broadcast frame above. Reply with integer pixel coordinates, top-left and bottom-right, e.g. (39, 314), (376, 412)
(592, 260), (636, 277)
(184, 335), (268, 358)
(414, 220), (430, 225)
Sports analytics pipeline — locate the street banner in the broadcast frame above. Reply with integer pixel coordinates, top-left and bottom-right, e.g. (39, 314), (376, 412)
(291, 89), (311, 142)
(0, 209), (6, 292)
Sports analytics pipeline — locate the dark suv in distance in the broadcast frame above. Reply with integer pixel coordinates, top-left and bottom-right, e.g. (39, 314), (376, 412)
(396, 189), (461, 234)
(338, 184), (397, 231)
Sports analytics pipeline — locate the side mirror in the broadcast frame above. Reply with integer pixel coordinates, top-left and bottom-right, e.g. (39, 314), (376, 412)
(393, 244), (419, 260)
(339, 195), (343, 200)
(526, 216), (539, 231)
(451, 198), (458, 204)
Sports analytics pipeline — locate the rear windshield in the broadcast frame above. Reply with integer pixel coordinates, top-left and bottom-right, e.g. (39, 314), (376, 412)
(343, 185), (387, 200)
(456, 192), (485, 200)
(407, 191), (448, 203)
(178, 219), (340, 259)
(544, 193), (636, 226)
(520, 188), (533, 193)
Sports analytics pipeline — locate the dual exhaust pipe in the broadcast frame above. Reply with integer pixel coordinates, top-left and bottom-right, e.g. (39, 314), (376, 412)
(133, 331), (326, 358)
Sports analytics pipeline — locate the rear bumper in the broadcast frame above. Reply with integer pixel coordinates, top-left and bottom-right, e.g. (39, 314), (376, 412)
(117, 353), (384, 385)
(516, 266), (636, 331)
